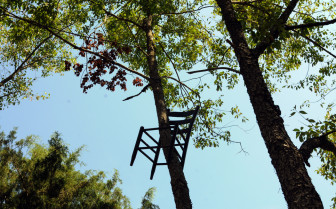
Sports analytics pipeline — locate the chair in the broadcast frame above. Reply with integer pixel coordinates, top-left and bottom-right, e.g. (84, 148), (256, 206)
(130, 106), (200, 179)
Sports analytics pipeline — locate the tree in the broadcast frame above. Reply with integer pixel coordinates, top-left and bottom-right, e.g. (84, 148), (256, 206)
(209, 0), (336, 208)
(0, 128), (159, 209)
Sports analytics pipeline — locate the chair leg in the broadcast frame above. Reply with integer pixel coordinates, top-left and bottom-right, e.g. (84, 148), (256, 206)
(180, 136), (190, 169)
(130, 126), (144, 166)
(150, 140), (161, 180)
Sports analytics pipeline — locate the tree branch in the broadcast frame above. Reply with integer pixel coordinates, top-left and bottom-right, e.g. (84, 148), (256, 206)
(278, 0), (300, 23)
(231, 0), (262, 4)
(252, 0), (300, 56)
(158, 42), (181, 81)
(103, 8), (144, 29)
(187, 67), (241, 75)
(125, 22), (148, 56)
(156, 5), (215, 16)
(299, 130), (336, 167)
(0, 35), (52, 88)
(123, 84), (150, 101)
(163, 76), (200, 98)
(285, 19), (336, 30)
(301, 35), (336, 59)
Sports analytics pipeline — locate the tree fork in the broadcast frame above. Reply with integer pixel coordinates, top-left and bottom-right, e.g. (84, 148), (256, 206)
(215, 0), (323, 208)
(144, 15), (192, 209)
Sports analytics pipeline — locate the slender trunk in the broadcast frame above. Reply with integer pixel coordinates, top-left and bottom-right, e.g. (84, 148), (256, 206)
(144, 15), (192, 209)
(215, 0), (323, 208)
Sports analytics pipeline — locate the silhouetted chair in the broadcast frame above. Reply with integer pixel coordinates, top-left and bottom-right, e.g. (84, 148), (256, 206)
(130, 106), (200, 179)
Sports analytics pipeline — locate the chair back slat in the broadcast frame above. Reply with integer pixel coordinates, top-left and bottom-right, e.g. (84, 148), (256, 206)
(169, 118), (193, 126)
(168, 109), (197, 117)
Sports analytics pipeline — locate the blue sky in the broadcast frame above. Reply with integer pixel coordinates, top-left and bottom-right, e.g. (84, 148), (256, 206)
(1, 66), (335, 209)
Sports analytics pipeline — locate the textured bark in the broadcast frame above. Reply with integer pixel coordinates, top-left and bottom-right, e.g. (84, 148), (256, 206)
(144, 15), (192, 209)
(215, 0), (323, 208)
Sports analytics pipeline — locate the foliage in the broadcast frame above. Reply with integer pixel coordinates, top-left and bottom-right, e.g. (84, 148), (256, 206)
(0, 128), (159, 209)
(0, 0), (88, 110)
(65, 32), (142, 93)
(2, 0), (336, 206)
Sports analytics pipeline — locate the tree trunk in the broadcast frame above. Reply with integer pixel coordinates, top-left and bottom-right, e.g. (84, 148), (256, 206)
(144, 14), (193, 209)
(239, 55), (323, 209)
(215, 0), (323, 208)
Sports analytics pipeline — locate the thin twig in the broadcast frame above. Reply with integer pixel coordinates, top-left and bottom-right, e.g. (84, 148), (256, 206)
(301, 35), (336, 59)
(285, 18), (336, 30)
(102, 8), (144, 29)
(163, 76), (200, 98)
(125, 22), (148, 56)
(188, 67), (241, 75)
(157, 5), (216, 16)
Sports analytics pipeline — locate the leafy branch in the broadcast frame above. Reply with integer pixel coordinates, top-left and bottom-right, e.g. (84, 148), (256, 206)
(285, 18), (336, 30)
(0, 35), (52, 87)
(252, 0), (300, 56)
(2, 8), (150, 81)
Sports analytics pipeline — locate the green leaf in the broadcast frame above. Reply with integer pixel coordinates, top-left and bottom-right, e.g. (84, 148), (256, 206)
(299, 111), (307, 114)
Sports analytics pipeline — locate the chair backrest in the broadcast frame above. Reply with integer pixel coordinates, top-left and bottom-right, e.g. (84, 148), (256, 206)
(167, 106), (200, 140)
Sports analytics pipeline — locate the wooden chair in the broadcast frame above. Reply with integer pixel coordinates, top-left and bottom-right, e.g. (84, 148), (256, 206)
(130, 106), (200, 179)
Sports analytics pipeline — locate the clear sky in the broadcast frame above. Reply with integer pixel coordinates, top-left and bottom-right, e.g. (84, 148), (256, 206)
(1, 65), (335, 209)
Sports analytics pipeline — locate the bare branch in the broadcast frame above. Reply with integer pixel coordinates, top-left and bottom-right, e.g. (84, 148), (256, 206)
(123, 84), (150, 101)
(163, 76), (191, 91)
(125, 22), (148, 56)
(157, 42), (192, 98)
(187, 67), (241, 75)
(157, 5), (215, 16)
(231, 0), (262, 4)
(299, 130), (336, 167)
(163, 76), (200, 98)
(285, 19), (336, 30)
(158, 42), (181, 81)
